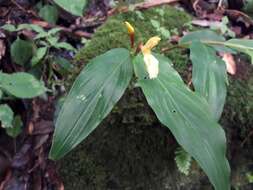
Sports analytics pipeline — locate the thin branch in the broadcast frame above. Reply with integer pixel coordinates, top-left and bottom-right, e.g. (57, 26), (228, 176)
(10, 0), (38, 17)
(31, 20), (92, 38)
(109, 0), (180, 15)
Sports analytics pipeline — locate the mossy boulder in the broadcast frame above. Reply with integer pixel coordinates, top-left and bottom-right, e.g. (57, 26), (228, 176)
(59, 5), (253, 190)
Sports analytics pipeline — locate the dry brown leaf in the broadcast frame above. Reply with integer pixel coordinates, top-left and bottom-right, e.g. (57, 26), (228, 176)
(0, 40), (6, 60)
(222, 53), (236, 75)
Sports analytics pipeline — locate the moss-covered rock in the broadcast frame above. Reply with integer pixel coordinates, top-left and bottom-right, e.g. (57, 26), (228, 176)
(75, 6), (191, 73)
(59, 5), (253, 190)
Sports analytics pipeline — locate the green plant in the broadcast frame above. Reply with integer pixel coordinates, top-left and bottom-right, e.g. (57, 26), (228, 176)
(2, 23), (76, 86)
(175, 147), (192, 176)
(0, 23), (75, 138)
(0, 72), (46, 137)
(211, 16), (235, 38)
(49, 21), (253, 189)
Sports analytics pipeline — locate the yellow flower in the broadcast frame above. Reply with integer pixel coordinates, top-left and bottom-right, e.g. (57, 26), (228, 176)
(124, 21), (134, 35)
(141, 36), (161, 79)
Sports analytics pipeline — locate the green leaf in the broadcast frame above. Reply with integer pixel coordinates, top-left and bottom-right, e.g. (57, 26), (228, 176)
(39, 5), (59, 24)
(160, 27), (171, 39)
(47, 36), (59, 46)
(180, 30), (234, 53)
(11, 38), (33, 65)
(175, 147), (192, 176)
(53, 42), (76, 52)
(180, 30), (225, 43)
(53, 0), (87, 16)
(0, 104), (14, 128)
(1, 24), (45, 34)
(225, 39), (253, 64)
(6, 115), (23, 138)
(53, 56), (74, 75)
(0, 72), (46, 98)
(47, 27), (62, 36)
(190, 41), (227, 120)
(133, 54), (230, 190)
(1, 24), (17, 32)
(17, 24), (45, 33)
(31, 47), (48, 66)
(49, 48), (133, 160)
(0, 90), (3, 99)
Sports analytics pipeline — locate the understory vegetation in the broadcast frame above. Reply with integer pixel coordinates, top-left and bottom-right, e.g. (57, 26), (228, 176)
(0, 0), (252, 190)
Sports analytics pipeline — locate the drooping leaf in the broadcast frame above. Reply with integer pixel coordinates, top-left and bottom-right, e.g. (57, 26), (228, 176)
(6, 115), (23, 138)
(17, 24), (45, 33)
(180, 30), (234, 53)
(190, 41), (227, 120)
(1, 24), (45, 33)
(53, 0), (87, 16)
(0, 104), (14, 128)
(53, 42), (76, 52)
(47, 28), (62, 36)
(49, 48), (133, 160)
(31, 47), (48, 66)
(175, 147), (192, 176)
(11, 38), (33, 66)
(52, 56), (74, 75)
(0, 72), (46, 98)
(1, 24), (17, 32)
(225, 39), (253, 64)
(39, 5), (59, 24)
(180, 30), (225, 43)
(133, 54), (230, 190)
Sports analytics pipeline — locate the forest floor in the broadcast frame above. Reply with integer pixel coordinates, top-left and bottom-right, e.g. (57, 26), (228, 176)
(0, 0), (252, 190)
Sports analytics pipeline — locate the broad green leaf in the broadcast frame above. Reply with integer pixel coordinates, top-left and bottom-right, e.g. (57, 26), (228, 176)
(49, 48), (133, 160)
(39, 5), (59, 24)
(11, 38), (33, 65)
(0, 104), (14, 128)
(134, 54), (230, 190)
(180, 30), (234, 53)
(0, 72), (46, 98)
(190, 41), (227, 120)
(6, 115), (23, 138)
(225, 39), (253, 64)
(53, 0), (87, 16)
(31, 47), (48, 66)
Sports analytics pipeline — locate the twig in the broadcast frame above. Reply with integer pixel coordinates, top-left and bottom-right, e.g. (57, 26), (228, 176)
(108, 0), (180, 15)
(10, 0), (38, 18)
(241, 130), (253, 147)
(31, 20), (92, 38)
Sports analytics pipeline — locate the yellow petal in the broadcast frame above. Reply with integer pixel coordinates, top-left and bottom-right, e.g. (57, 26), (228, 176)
(143, 53), (159, 79)
(141, 36), (161, 54)
(124, 21), (135, 35)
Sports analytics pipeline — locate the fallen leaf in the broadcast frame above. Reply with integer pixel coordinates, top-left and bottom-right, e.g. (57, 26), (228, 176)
(0, 40), (6, 60)
(222, 53), (237, 75)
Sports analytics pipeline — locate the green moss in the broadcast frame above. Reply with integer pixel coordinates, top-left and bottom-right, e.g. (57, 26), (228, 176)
(75, 5), (191, 67)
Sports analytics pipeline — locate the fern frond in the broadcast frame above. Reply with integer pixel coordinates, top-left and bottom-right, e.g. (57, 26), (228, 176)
(175, 147), (192, 176)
